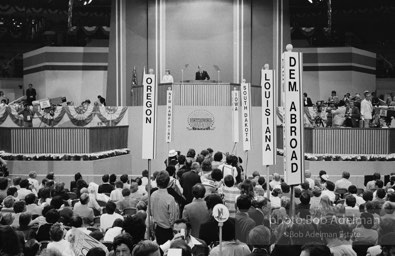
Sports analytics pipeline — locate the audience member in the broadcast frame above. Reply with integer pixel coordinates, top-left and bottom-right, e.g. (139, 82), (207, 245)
(100, 201), (123, 232)
(151, 170), (178, 245)
(182, 184), (210, 237)
(110, 181), (124, 201)
(98, 174), (114, 194)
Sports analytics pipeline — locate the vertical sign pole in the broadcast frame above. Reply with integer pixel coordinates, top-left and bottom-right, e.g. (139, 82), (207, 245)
(165, 88), (173, 166)
(232, 88), (240, 155)
(241, 80), (252, 177)
(262, 64), (276, 220)
(142, 69), (157, 239)
(147, 159), (151, 239)
(283, 44), (304, 217)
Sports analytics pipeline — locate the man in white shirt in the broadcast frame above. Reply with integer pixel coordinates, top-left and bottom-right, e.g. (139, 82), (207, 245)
(28, 171), (40, 192)
(110, 181), (124, 202)
(335, 171), (352, 190)
(321, 180), (336, 203)
(160, 219), (208, 255)
(348, 185), (365, 206)
(360, 92), (373, 128)
(100, 201), (123, 232)
(269, 173), (282, 190)
(17, 179), (33, 201)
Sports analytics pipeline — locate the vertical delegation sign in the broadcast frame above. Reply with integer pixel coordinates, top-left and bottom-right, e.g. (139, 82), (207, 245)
(232, 90), (240, 143)
(261, 69), (276, 165)
(142, 73), (157, 159)
(284, 51), (304, 185)
(241, 82), (251, 151)
(165, 89), (173, 143)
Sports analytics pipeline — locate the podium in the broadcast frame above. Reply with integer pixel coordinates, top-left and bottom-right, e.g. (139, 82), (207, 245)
(131, 81), (254, 106)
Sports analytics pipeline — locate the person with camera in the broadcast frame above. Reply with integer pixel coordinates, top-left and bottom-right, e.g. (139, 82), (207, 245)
(159, 219), (208, 256)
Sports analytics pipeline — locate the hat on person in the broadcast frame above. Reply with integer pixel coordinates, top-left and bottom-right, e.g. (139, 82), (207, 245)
(321, 174), (329, 181)
(168, 149), (177, 157)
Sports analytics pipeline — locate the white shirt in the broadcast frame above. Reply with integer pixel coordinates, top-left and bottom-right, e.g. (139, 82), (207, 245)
(103, 226), (123, 242)
(306, 178), (315, 189)
(361, 99), (373, 120)
(335, 178), (352, 190)
(352, 194), (365, 206)
(269, 180), (282, 190)
(47, 239), (75, 256)
(110, 188), (123, 201)
(17, 188), (32, 200)
(162, 74), (174, 83)
(28, 178), (40, 192)
(100, 213), (124, 232)
(270, 196), (282, 209)
(321, 190), (336, 203)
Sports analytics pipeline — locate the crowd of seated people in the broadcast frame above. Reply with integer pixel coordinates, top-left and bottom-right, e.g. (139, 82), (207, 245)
(1, 148), (395, 256)
(305, 90), (395, 128)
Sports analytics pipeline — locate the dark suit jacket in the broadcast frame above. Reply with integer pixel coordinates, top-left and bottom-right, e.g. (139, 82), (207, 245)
(235, 211), (256, 243)
(98, 183), (114, 194)
(199, 217), (219, 246)
(181, 171), (201, 203)
(304, 97), (313, 107)
(195, 71), (210, 80)
(247, 207), (264, 226)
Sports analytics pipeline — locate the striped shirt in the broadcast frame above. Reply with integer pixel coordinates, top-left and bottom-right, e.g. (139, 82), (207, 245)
(222, 186), (240, 218)
(151, 188), (178, 229)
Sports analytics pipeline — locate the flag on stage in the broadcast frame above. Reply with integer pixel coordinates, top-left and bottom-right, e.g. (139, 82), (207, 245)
(132, 66), (138, 85)
(131, 66), (138, 93)
(142, 72), (157, 159)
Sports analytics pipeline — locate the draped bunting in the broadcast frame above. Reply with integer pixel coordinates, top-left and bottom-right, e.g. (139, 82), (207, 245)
(95, 106), (128, 126)
(36, 107), (67, 127)
(7, 105), (24, 126)
(0, 105), (128, 127)
(64, 105), (95, 126)
(0, 106), (8, 125)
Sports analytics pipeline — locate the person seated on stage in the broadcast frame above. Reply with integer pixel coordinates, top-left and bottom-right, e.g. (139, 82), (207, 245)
(195, 65), (210, 81)
(162, 69), (174, 83)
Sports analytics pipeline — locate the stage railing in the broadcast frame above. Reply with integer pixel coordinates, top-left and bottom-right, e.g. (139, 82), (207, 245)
(0, 126), (128, 154)
(277, 126), (395, 154)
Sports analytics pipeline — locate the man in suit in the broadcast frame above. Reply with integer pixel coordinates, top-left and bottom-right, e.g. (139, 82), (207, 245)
(304, 92), (313, 107)
(26, 83), (36, 105)
(182, 184), (210, 237)
(235, 194), (256, 243)
(180, 162), (201, 204)
(195, 65), (210, 81)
